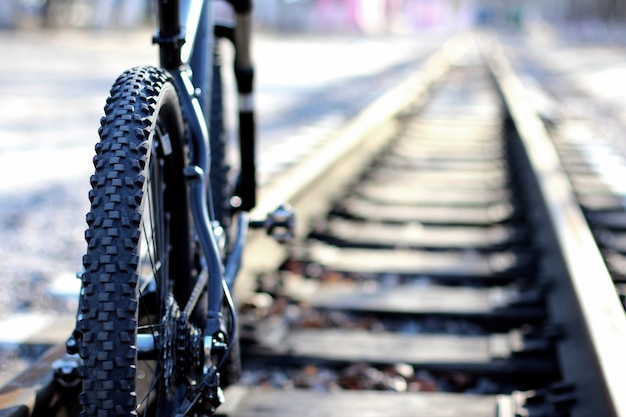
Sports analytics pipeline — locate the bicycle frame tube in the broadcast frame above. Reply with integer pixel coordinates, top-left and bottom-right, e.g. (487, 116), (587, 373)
(155, 0), (181, 69)
(189, 2), (213, 116)
(180, 0), (211, 66)
(155, 0), (225, 337)
(157, 0), (213, 111)
(156, 0), (206, 66)
(177, 71), (224, 336)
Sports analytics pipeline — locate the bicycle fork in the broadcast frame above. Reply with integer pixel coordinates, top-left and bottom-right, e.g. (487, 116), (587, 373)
(167, 76), (295, 417)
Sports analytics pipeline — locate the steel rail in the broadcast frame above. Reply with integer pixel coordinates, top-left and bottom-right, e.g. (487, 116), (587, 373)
(485, 34), (626, 417)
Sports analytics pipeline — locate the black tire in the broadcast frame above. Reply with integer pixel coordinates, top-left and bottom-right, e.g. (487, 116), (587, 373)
(78, 66), (200, 416)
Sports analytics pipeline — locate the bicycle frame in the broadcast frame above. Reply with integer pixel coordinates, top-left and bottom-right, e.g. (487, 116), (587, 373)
(140, 0), (255, 411)
(156, 0), (256, 211)
(57, 1), (293, 414)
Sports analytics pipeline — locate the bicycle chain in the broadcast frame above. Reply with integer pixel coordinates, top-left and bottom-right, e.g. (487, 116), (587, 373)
(163, 295), (179, 396)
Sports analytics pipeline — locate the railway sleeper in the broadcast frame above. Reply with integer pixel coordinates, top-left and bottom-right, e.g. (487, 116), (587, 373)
(243, 327), (558, 375)
(329, 197), (521, 226)
(216, 385), (575, 417)
(295, 243), (537, 286)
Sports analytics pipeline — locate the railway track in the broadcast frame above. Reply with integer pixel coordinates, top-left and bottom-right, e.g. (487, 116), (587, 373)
(2, 33), (626, 417)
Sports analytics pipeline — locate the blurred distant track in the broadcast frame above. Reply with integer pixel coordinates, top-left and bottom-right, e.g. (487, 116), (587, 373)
(2, 31), (626, 417)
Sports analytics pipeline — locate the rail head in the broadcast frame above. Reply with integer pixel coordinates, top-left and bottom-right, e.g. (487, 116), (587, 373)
(485, 33), (626, 417)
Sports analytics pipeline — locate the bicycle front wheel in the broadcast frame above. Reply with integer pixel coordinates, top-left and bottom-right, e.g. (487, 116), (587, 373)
(78, 66), (202, 416)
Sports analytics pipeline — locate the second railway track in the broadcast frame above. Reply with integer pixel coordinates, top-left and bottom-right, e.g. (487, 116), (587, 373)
(2, 33), (626, 417)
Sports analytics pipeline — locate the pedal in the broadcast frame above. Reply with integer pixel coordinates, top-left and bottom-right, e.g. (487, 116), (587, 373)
(251, 204), (296, 243)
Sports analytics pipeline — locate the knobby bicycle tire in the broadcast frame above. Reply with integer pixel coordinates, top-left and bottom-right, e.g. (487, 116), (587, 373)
(78, 66), (202, 416)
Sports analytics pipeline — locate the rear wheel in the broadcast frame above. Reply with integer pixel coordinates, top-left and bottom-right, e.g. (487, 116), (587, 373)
(78, 66), (202, 416)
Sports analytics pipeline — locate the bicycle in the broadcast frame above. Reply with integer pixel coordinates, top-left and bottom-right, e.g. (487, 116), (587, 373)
(61, 0), (294, 415)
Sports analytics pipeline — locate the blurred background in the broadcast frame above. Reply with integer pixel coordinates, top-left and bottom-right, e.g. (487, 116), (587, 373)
(0, 0), (624, 35)
(1, 0), (626, 384)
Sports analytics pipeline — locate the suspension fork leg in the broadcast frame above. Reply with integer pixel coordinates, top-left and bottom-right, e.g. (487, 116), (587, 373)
(229, 0), (257, 211)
